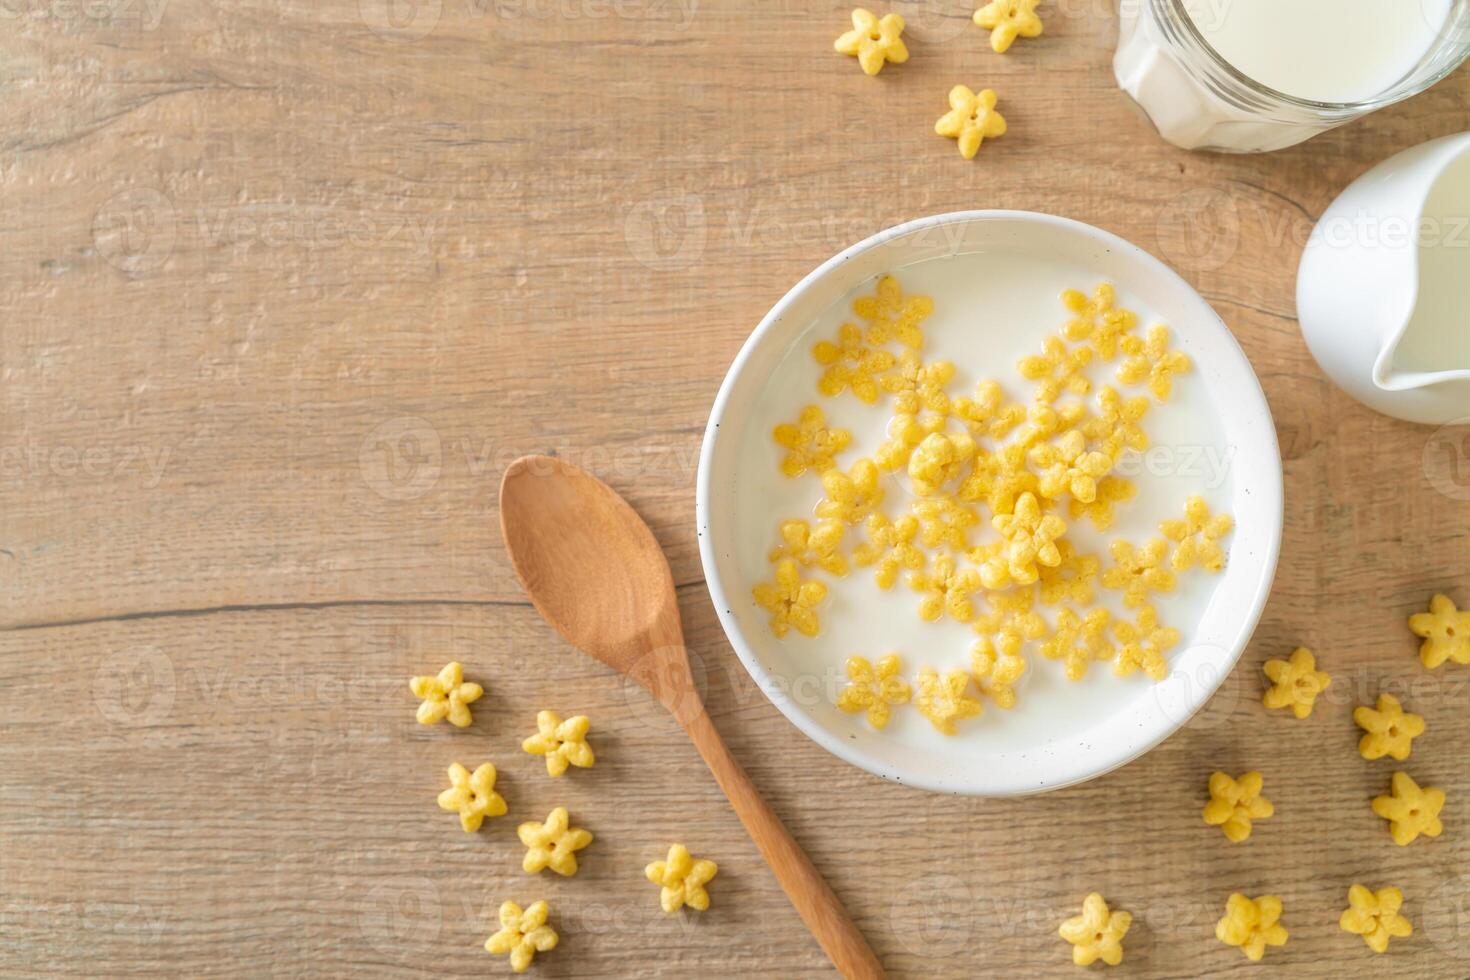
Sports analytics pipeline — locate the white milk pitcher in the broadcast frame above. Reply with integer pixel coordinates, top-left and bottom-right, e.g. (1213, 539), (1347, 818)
(1298, 132), (1470, 425)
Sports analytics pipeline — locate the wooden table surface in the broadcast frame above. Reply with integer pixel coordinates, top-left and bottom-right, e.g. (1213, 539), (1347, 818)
(5, 2), (1470, 977)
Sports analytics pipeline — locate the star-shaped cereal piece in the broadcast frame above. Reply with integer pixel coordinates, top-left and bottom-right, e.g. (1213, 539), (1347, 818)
(914, 667), (983, 733)
(1340, 885), (1412, 953)
(1060, 283), (1138, 354)
(1083, 385), (1150, 459)
(1068, 476), (1136, 530)
(882, 350), (956, 415)
(816, 457), (886, 524)
(1033, 430), (1113, 503)
(951, 379), (1026, 440)
(1014, 400), (1088, 450)
(959, 443), (1038, 515)
(971, 589), (1047, 704)
(1372, 771), (1445, 845)
(1040, 607), (1113, 681)
(409, 661), (484, 727)
(912, 496), (980, 550)
(645, 844), (718, 912)
(836, 653), (913, 730)
(484, 900), (558, 973)
(1112, 605), (1179, 680)
(935, 86), (1007, 160)
(1408, 593), (1470, 668)
(875, 411), (946, 470)
(812, 322), (897, 403)
(853, 274), (932, 349)
(772, 404), (851, 478)
(973, 0), (1043, 53)
(908, 430), (977, 497)
(970, 634), (1028, 709)
(1261, 647), (1331, 719)
(1216, 893), (1288, 961)
(1059, 892), (1131, 967)
(1019, 336), (1093, 404)
(521, 710), (596, 777)
(518, 807), (594, 876)
(834, 8), (910, 76)
(752, 558), (827, 638)
(768, 518), (849, 577)
(1354, 693), (1425, 761)
(1202, 770), (1273, 842)
(1037, 539), (1100, 606)
(908, 550), (983, 623)
(1117, 324), (1191, 399)
(853, 512), (926, 589)
(983, 491), (1066, 588)
(1160, 495), (1233, 572)
(437, 762), (508, 833)
(1101, 538), (1175, 608)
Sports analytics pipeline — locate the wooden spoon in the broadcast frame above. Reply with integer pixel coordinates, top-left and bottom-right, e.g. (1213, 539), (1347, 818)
(499, 454), (886, 980)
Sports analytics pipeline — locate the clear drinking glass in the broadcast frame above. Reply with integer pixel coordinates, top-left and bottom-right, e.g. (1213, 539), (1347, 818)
(1114, 0), (1470, 152)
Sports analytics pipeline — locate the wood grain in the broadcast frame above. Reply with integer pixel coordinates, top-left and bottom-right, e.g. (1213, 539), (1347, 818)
(4, 1), (1470, 976)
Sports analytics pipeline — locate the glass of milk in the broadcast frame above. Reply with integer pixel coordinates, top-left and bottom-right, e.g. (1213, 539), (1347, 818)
(1115, 0), (1470, 152)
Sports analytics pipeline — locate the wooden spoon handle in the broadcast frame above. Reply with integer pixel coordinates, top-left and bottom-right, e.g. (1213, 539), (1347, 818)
(682, 707), (887, 979)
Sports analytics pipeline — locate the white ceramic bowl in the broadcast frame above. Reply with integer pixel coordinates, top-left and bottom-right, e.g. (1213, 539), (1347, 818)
(697, 211), (1282, 796)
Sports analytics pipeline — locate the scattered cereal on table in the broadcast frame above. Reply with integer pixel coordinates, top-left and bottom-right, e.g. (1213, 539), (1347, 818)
(1058, 892), (1130, 967)
(1408, 593), (1470, 668)
(854, 274), (932, 349)
(522, 710), (595, 777)
(812, 322), (897, 403)
(915, 667), (983, 733)
(1117, 324), (1191, 399)
(1372, 772), (1445, 845)
(1340, 885), (1412, 953)
(1215, 893), (1288, 961)
(973, 0), (1043, 53)
(438, 762), (508, 833)
(409, 661), (483, 728)
(484, 900), (558, 973)
(1354, 693), (1425, 761)
(1261, 647), (1331, 719)
(1160, 495), (1233, 572)
(752, 558), (828, 638)
(645, 844), (718, 913)
(518, 807), (593, 876)
(834, 8), (910, 75)
(853, 512), (927, 589)
(773, 404), (851, 478)
(836, 653), (912, 730)
(1202, 770), (1273, 843)
(1101, 538), (1175, 608)
(934, 86), (1007, 160)
(908, 551), (983, 623)
(769, 518), (849, 576)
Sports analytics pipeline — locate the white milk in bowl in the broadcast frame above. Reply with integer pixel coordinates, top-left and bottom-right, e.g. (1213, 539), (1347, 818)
(1115, 0), (1467, 151)
(731, 252), (1237, 769)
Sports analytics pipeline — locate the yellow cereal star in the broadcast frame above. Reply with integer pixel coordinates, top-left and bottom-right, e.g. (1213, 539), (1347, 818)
(1068, 476), (1136, 530)
(1061, 284), (1138, 355)
(834, 8), (910, 76)
(836, 653), (913, 730)
(1354, 693), (1425, 761)
(935, 86), (1007, 160)
(875, 411), (946, 471)
(645, 844), (718, 913)
(1112, 605), (1178, 680)
(409, 661), (484, 728)
(1408, 593), (1470, 668)
(484, 900), (558, 973)
(1019, 335), (1093, 404)
(1117, 324), (1191, 399)
(816, 456), (886, 524)
(437, 762), (508, 833)
(1059, 893), (1131, 967)
(973, 0), (1043, 53)
(915, 667), (983, 733)
(812, 322), (897, 403)
(1032, 429), (1112, 503)
(971, 589), (1047, 705)
(951, 380), (1026, 439)
(1037, 540), (1100, 606)
(1160, 495), (1233, 573)
(1014, 399), (1087, 449)
(1084, 385), (1151, 459)
(772, 404), (851, 478)
(1040, 607), (1113, 681)
(908, 430), (977, 496)
(853, 274), (932, 348)
(752, 558), (827, 638)
(908, 551), (983, 623)
(970, 633), (1028, 708)
(1340, 885), (1412, 953)
(1372, 771), (1445, 845)
(1261, 647), (1331, 719)
(518, 807), (593, 876)
(960, 443), (1038, 515)
(521, 710), (596, 777)
(768, 517), (849, 577)
(983, 491), (1066, 588)
(1216, 893), (1288, 961)
(882, 350), (957, 415)
(912, 496), (980, 550)
(1101, 538), (1175, 608)
(853, 512), (926, 589)
(1203, 771), (1274, 842)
